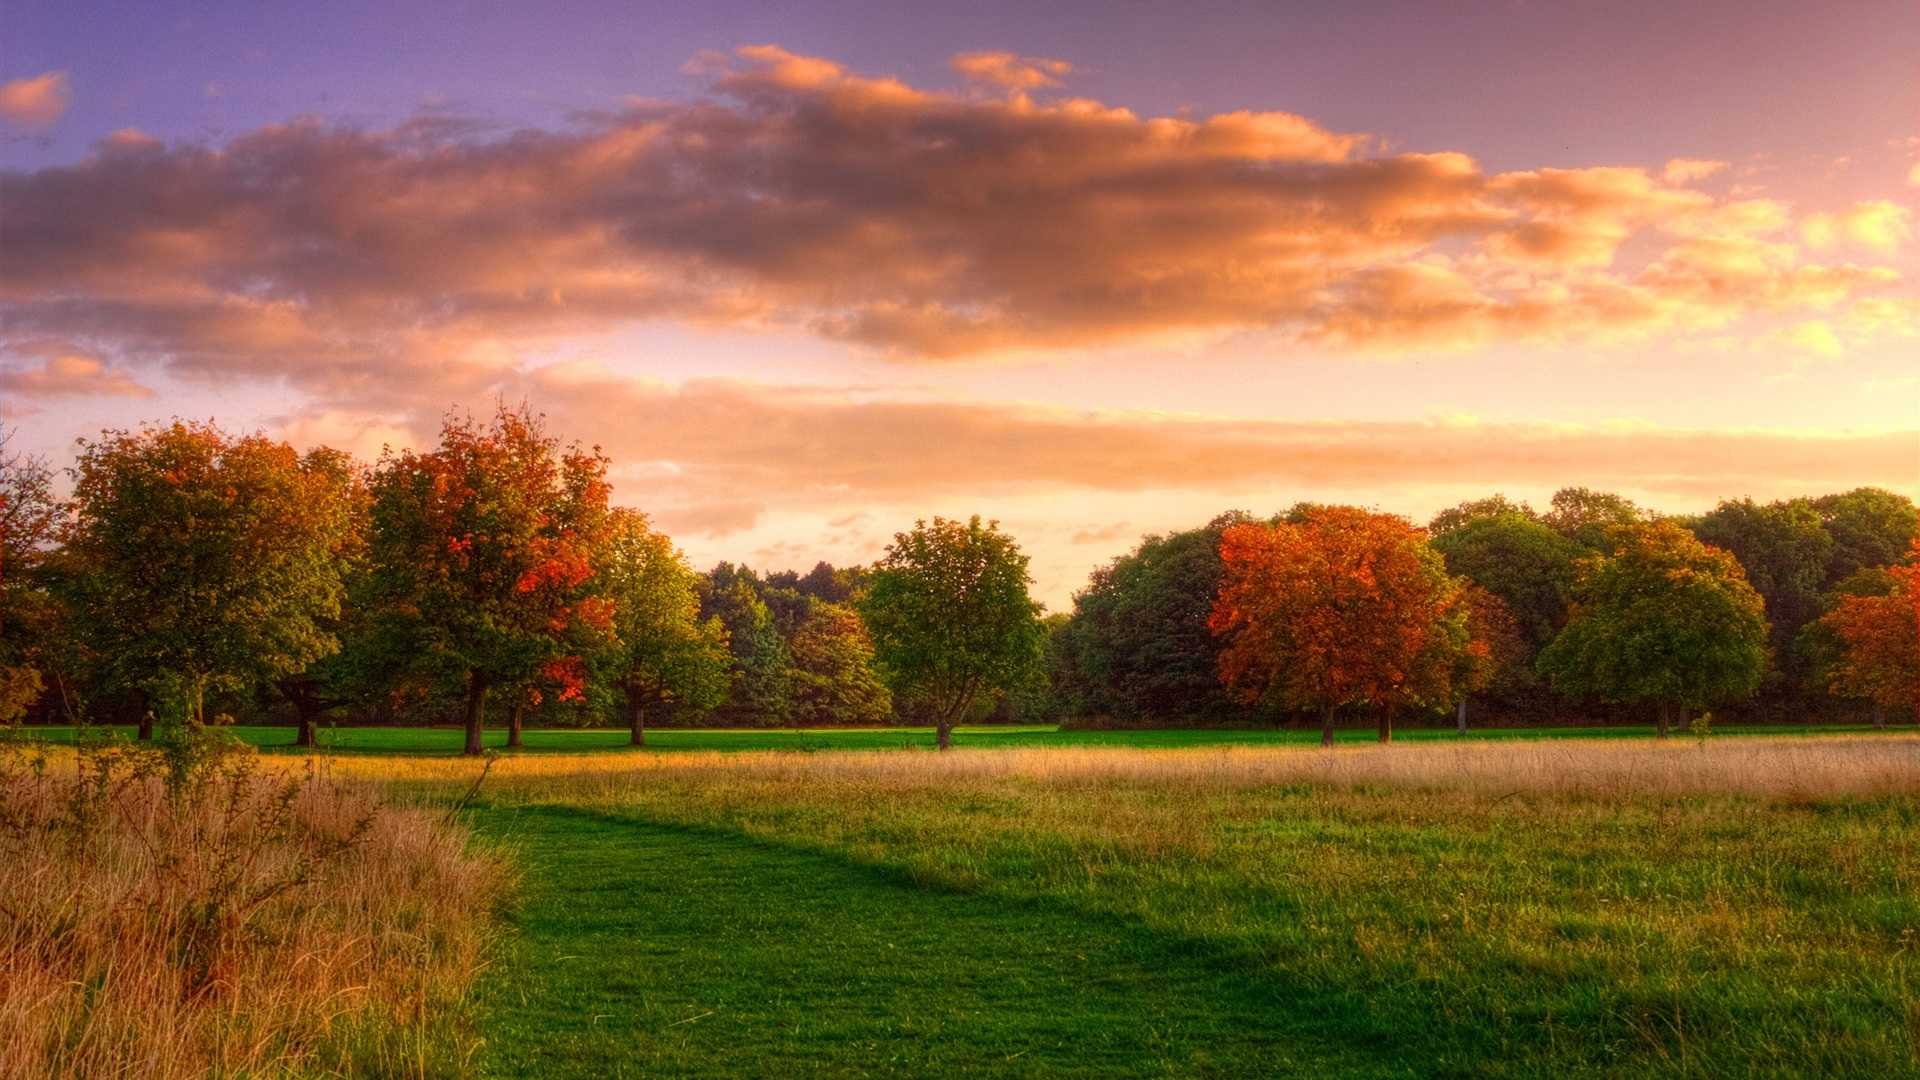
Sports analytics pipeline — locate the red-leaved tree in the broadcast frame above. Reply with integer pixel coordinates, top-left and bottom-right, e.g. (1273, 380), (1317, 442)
(1209, 507), (1471, 745)
(1817, 538), (1920, 719)
(367, 405), (614, 755)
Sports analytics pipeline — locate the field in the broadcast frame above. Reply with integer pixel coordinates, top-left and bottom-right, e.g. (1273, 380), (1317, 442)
(7, 728), (1919, 1077)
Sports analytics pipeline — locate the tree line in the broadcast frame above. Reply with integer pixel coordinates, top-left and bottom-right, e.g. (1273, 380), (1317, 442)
(2, 408), (1914, 751)
(1051, 488), (1918, 735)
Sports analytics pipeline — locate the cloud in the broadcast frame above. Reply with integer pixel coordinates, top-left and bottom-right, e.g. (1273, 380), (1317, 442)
(1662, 158), (1728, 184)
(0, 343), (152, 398)
(0, 45), (1907, 401)
(1801, 200), (1913, 253)
(950, 51), (1072, 90)
(1908, 162), (1920, 188)
(488, 369), (1920, 526)
(0, 71), (69, 129)
(1768, 319), (1844, 361)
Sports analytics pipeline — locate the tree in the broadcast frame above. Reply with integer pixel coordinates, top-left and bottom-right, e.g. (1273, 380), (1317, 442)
(0, 431), (64, 723)
(787, 600), (892, 726)
(595, 509), (730, 745)
(1451, 585), (1526, 732)
(860, 516), (1045, 750)
(1545, 487), (1643, 550)
(1813, 488), (1918, 588)
(1427, 494), (1538, 538)
(1429, 511), (1582, 653)
(1538, 521), (1769, 736)
(1209, 506), (1469, 745)
(367, 405), (614, 755)
(1061, 512), (1252, 724)
(700, 565), (793, 726)
(1687, 498), (1832, 683)
(1814, 539), (1920, 721)
(66, 421), (357, 735)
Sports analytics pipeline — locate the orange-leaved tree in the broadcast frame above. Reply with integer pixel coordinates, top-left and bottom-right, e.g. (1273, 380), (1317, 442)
(1816, 537), (1920, 719)
(1209, 506), (1471, 745)
(367, 405), (614, 755)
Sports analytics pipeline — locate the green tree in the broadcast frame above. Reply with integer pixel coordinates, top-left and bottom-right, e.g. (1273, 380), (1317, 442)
(66, 421), (358, 735)
(1429, 511), (1582, 653)
(1538, 521), (1769, 736)
(1545, 487), (1643, 550)
(700, 564), (794, 726)
(1687, 498), (1832, 682)
(788, 600), (892, 726)
(367, 405), (615, 755)
(1062, 513), (1252, 724)
(860, 517), (1045, 750)
(1427, 494), (1538, 538)
(596, 510), (729, 745)
(1812, 488), (1918, 588)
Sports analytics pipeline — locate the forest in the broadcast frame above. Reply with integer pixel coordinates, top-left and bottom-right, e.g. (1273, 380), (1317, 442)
(1, 405), (1915, 752)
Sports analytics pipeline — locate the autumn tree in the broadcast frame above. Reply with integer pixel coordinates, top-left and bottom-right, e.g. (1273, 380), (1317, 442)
(1209, 507), (1469, 745)
(65, 422), (358, 735)
(1814, 539), (1920, 721)
(787, 600), (892, 726)
(1450, 585), (1527, 732)
(0, 432), (64, 723)
(367, 405), (614, 755)
(595, 509), (730, 745)
(1538, 521), (1769, 736)
(860, 516), (1045, 750)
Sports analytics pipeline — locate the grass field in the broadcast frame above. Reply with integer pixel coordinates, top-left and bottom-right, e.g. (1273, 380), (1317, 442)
(12, 729), (1919, 1076)
(16, 720), (1901, 755)
(388, 735), (1919, 1077)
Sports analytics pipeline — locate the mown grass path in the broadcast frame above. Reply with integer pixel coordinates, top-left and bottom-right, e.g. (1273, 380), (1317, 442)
(467, 803), (1407, 1078)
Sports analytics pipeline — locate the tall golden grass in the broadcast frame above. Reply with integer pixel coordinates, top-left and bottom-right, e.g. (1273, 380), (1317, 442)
(339, 733), (1920, 804)
(0, 753), (508, 1079)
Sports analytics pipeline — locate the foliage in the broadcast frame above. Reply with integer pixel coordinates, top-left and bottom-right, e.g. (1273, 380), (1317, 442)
(1812, 487), (1918, 588)
(859, 516), (1045, 748)
(1426, 493), (1537, 537)
(366, 405), (614, 753)
(787, 600), (892, 725)
(1538, 520), (1770, 728)
(700, 565), (795, 726)
(65, 422), (360, 728)
(1209, 506), (1471, 743)
(1814, 539), (1920, 712)
(1543, 486), (1643, 550)
(1429, 510), (1582, 653)
(594, 509), (730, 740)
(1687, 497), (1833, 677)
(1059, 512), (1252, 724)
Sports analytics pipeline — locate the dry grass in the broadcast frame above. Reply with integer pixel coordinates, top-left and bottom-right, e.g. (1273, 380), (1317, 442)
(336, 732), (1920, 804)
(0, 749), (509, 1080)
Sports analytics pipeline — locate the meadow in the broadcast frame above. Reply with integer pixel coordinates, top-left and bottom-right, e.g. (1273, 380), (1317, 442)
(7, 729), (1919, 1077)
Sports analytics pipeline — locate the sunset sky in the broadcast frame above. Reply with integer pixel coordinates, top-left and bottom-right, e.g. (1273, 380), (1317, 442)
(3, 1), (1917, 607)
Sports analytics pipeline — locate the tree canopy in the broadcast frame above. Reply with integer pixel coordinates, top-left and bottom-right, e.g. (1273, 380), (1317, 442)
(860, 516), (1045, 749)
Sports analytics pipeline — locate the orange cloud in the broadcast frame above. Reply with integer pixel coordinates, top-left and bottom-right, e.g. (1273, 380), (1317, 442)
(950, 51), (1072, 90)
(0, 46), (1907, 401)
(0, 344), (151, 398)
(1662, 158), (1728, 184)
(1801, 200), (1913, 253)
(0, 71), (69, 129)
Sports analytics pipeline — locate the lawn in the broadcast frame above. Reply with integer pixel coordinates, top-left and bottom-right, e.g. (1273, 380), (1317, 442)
(15, 720), (1899, 755)
(382, 735), (1919, 1077)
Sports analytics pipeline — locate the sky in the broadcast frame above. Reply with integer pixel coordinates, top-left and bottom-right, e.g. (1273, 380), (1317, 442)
(3, 0), (1917, 607)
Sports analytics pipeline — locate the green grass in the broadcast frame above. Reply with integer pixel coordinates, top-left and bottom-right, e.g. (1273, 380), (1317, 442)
(17, 720), (1897, 756)
(449, 741), (1920, 1078)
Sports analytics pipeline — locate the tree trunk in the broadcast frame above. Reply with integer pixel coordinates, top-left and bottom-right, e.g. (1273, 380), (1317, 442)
(935, 721), (953, 751)
(1872, 702), (1887, 729)
(1378, 703), (1394, 744)
(1456, 697), (1468, 735)
(463, 671), (488, 756)
(506, 701), (524, 749)
(1320, 704), (1336, 748)
(629, 695), (646, 747)
(1655, 701), (1670, 740)
(136, 689), (153, 740)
